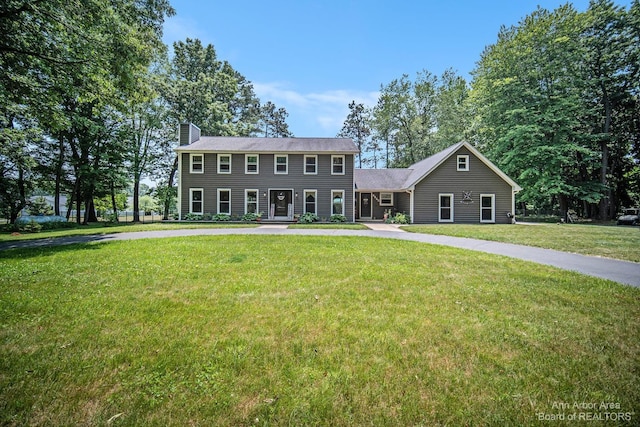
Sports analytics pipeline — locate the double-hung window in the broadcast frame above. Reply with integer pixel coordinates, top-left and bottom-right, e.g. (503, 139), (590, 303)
(332, 190), (345, 215)
(218, 189), (231, 214)
(274, 155), (288, 174)
(190, 154), (204, 174)
(480, 194), (495, 223)
(331, 155), (345, 175)
(190, 188), (203, 214)
(457, 155), (469, 171)
(439, 194), (454, 222)
(218, 154), (231, 174)
(379, 192), (393, 206)
(304, 190), (317, 214)
(245, 189), (258, 214)
(304, 155), (317, 175)
(245, 155), (259, 174)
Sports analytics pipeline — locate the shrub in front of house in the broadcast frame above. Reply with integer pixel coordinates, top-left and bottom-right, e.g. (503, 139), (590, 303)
(298, 212), (319, 224)
(330, 214), (347, 223)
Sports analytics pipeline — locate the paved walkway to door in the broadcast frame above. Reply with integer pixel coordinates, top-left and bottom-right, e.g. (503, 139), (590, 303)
(1, 226), (638, 287)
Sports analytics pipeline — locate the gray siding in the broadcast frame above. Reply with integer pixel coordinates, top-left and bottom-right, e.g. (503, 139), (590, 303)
(180, 153), (354, 220)
(412, 147), (514, 224)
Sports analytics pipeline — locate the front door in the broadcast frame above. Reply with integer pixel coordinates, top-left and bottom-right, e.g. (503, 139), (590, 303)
(360, 192), (372, 219)
(270, 190), (292, 218)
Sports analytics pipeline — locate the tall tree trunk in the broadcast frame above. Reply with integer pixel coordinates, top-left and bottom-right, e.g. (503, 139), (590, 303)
(133, 176), (140, 222)
(163, 156), (178, 220)
(54, 133), (65, 216)
(599, 88), (612, 220)
(110, 181), (119, 222)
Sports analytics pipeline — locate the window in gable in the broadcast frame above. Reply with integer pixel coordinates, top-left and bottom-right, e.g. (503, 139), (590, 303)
(190, 154), (204, 174)
(457, 155), (469, 171)
(218, 154), (231, 174)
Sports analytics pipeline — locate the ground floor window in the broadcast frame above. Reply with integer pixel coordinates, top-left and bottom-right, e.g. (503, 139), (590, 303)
(480, 194), (495, 223)
(332, 190), (344, 215)
(245, 189), (258, 214)
(304, 190), (317, 214)
(218, 189), (231, 214)
(379, 192), (393, 206)
(190, 188), (203, 214)
(439, 193), (453, 222)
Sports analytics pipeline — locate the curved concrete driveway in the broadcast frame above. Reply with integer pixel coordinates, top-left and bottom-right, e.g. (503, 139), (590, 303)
(1, 225), (638, 287)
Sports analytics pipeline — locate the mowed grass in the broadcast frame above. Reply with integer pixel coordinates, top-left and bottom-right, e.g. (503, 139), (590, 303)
(403, 223), (640, 262)
(1, 235), (638, 426)
(0, 222), (259, 243)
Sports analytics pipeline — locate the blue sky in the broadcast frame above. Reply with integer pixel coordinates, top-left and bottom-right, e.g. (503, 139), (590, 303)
(163, 1), (632, 137)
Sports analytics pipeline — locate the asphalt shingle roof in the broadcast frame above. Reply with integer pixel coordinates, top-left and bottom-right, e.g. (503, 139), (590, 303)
(175, 136), (359, 154)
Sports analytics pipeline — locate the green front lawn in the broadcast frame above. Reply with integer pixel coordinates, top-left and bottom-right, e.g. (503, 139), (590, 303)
(0, 222), (259, 243)
(403, 223), (640, 262)
(1, 235), (638, 426)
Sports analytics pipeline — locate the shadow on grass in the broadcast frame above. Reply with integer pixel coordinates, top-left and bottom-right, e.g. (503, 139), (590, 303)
(0, 235), (112, 259)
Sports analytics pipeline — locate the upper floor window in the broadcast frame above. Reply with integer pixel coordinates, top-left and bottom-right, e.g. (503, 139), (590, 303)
(274, 154), (288, 174)
(245, 155), (259, 174)
(304, 155), (317, 175)
(457, 155), (469, 171)
(332, 155), (345, 175)
(218, 154), (231, 174)
(190, 154), (203, 174)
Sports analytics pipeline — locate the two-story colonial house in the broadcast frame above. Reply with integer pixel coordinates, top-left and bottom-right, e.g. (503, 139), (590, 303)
(176, 123), (521, 224)
(175, 123), (358, 221)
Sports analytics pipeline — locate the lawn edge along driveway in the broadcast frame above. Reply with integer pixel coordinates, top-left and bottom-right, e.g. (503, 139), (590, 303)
(0, 227), (638, 287)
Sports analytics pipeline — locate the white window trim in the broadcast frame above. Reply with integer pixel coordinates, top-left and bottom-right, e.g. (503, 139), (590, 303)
(331, 155), (345, 175)
(303, 189), (317, 214)
(331, 189), (345, 216)
(189, 188), (204, 214)
(480, 194), (496, 223)
(438, 193), (454, 223)
(190, 153), (204, 174)
(379, 192), (394, 206)
(217, 188), (231, 215)
(245, 154), (259, 174)
(274, 154), (288, 174)
(245, 189), (259, 214)
(457, 155), (469, 172)
(304, 155), (318, 175)
(217, 154), (232, 174)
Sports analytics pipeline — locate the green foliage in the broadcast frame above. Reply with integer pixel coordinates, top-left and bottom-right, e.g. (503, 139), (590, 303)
(386, 212), (410, 224)
(297, 212), (320, 224)
(470, 2), (639, 219)
(0, 236), (637, 425)
(330, 214), (347, 223)
(27, 196), (53, 216)
(17, 220), (41, 233)
(241, 212), (262, 221)
(183, 213), (203, 221)
(212, 213), (231, 222)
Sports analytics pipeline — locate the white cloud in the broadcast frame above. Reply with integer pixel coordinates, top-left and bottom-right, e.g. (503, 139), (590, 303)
(253, 82), (379, 136)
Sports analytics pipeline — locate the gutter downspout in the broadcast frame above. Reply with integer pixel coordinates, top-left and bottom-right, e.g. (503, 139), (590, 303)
(177, 153), (182, 220)
(407, 187), (415, 224)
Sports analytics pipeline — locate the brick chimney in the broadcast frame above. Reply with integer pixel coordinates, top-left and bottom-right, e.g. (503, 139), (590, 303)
(179, 123), (201, 146)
